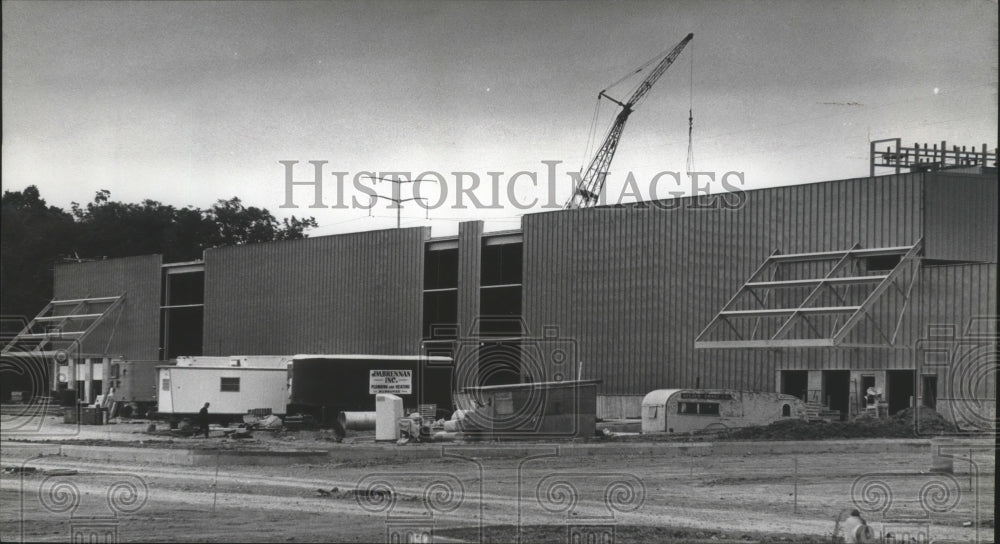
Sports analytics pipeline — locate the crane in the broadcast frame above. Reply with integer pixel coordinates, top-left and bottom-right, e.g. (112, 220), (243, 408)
(565, 33), (693, 209)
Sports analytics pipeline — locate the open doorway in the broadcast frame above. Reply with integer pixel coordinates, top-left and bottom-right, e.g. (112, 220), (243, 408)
(478, 341), (521, 386)
(922, 375), (938, 410)
(780, 371), (808, 400)
(822, 370), (850, 420)
(887, 370), (915, 415)
(860, 375), (875, 411)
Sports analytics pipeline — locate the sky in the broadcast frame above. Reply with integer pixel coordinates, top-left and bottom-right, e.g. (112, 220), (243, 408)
(3, 0), (997, 237)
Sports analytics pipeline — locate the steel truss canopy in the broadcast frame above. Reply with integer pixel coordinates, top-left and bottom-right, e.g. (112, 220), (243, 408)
(694, 241), (922, 349)
(1, 295), (125, 356)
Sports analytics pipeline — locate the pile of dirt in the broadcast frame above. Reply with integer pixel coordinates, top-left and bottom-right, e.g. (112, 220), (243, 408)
(719, 407), (958, 441)
(892, 406), (958, 434)
(719, 418), (909, 441)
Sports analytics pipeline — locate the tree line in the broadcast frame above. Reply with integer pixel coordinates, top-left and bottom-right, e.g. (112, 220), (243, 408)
(1, 186), (317, 321)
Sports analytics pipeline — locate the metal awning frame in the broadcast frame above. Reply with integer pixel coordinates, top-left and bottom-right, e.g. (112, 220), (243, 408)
(2, 295), (125, 356)
(694, 240), (923, 349)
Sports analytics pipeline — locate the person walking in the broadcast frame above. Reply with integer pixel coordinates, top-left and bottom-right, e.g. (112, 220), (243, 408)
(198, 402), (211, 438)
(842, 509), (874, 543)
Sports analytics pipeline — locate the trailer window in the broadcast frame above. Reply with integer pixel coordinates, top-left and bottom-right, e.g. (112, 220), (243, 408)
(678, 402), (719, 415)
(699, 403), (720, 415)
(161, 378), (170, 391)
(220, 377), (240, 392)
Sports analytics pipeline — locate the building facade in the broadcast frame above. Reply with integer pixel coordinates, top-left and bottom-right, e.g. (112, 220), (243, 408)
(26, 167), (997, 426)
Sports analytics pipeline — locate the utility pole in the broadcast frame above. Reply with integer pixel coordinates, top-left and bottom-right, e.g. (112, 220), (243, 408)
(364, 175), (438, 229)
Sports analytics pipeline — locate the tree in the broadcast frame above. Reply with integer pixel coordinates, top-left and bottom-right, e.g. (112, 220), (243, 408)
(1, 186), (76, 319)
(203, 197), (318, 248)
(1, 187), (318, 322)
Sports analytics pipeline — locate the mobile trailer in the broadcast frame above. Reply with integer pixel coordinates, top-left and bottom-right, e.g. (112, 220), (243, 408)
(641, 389), (807, 434)
(289, 354), (453, 425)
(156, 356), (292, 424)
(106, 359), (164, 418)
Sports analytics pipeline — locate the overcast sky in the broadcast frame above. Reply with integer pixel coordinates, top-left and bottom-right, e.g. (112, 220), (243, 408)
(3, 0), (997, 237)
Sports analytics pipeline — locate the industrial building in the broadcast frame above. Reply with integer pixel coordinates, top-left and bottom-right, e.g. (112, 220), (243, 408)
(3, 146), (997, 428)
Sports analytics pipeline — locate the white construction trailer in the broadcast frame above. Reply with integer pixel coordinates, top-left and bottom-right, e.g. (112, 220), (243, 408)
(156, 355), (292, 423)
(641, 389), (807, 434)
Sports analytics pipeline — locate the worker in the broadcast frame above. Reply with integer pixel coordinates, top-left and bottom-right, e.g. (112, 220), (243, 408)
(865, 387), (879, 406)
(198, 402), (210, 438)
(841, 509), (874, 543)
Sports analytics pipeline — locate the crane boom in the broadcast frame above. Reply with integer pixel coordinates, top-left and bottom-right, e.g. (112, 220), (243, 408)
(566, 33), (693, 209)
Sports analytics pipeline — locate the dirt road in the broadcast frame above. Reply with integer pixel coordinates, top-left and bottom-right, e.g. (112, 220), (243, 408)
(2, 440), (993, 543)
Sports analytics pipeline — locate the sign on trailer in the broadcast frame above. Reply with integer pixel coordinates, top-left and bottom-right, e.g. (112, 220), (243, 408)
(369, 369), (412, 394)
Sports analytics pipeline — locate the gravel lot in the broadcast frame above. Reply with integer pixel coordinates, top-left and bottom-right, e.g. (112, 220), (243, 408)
(1, 417), (994, 543)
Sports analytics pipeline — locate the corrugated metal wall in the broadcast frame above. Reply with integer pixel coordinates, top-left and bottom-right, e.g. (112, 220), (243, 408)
(523, 173), (934, 395)
(457, 221), (483, 338)
(923, 170), (998, 263)
(915, 263), (997, 401)
(202, 227), (429, 356)
(53, 254), (162, 360)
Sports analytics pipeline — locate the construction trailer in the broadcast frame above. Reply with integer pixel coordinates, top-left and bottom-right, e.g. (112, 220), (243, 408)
(155, 355), (292, 423)
(641, 389), (807, 434)
(106, 359), (163, 417)
(288, 354), (453, 425)
(459, 380), (601, 439)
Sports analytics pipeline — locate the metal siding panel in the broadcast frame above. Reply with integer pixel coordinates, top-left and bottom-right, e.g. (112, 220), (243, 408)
(524, 172), (934, 395)
(203, 228), (426, 356)
(923, 172), (998, 262)
(457, 221), (483, 338)
(53, 254), (162, 360)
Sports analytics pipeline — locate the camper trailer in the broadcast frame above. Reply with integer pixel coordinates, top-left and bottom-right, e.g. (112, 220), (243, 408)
(156, 355), (292, 424)
(641, 389), (807, 434)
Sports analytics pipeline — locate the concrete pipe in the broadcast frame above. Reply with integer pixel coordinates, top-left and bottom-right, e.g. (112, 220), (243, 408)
(339, 411), (377, 431)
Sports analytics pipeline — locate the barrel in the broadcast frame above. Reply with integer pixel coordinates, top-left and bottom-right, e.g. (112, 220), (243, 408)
(338, 411), (376, 431)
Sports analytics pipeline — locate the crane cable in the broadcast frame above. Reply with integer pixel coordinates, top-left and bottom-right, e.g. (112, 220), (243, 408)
(686, 42), (695, 176)
(582, 43), (676, 173)
(580, 97), (602, 172)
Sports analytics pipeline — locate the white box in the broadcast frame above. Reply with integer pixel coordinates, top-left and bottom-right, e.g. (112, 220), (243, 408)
(375, 394), (404, 441)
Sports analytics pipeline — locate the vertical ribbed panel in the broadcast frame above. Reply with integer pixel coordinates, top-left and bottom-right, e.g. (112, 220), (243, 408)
(914, 263), (997, 400)
(53, 254), (162, 360)
(524, 173), (931, 395)
(457, 221), (483, 338)
(202, 227), (428, 356)
(924, 171), (998, 263)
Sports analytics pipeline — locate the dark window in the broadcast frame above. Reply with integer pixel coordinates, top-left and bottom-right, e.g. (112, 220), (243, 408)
(782, 404), (791, 417)
(424, 248), (459, 290)
(480, 286), (522, 336)
(481, 243), (522, 286)
(110, 364), (120, 379)
(678, 402), (720, 415)
(163, 306), (203, 358)
(220, 377), (240, 392)
(423, 290), (458, 339)
(478, 342), (521, 386)
(867, 255), (901, 271)
(699, 403), (720, 415)
(166, 271), (205, 306)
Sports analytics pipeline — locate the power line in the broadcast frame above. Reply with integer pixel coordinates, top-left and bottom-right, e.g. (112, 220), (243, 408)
(364, 174), (441, 229)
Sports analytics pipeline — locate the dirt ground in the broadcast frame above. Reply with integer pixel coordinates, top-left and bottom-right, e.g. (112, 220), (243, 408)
(1, 417), (995, 543)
